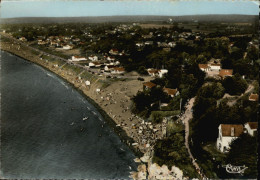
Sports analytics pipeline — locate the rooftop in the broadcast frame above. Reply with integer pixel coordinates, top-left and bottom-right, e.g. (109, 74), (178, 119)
(143, 82), (156, 89)
(220, 124), (243, 137)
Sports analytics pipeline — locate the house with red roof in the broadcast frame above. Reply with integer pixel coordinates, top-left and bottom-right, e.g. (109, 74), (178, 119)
(217, 122), (258, 152)
(244, 122), (258, 136)
(218, 69), (233, 79)
(143, 82), (156, 90)
(216, 124), (244, 153)
(198, 64), (210, 72)
(111, 67), (125, 74)
(249, 93), (258, 102)
(109, 49), (119, 55)
(147, 68), (159, 77)
(163, 88), (179, 98)
(70, 56), (87, 61)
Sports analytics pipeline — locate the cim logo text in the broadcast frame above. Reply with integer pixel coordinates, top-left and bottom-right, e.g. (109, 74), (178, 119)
(222, 164), (248, 174)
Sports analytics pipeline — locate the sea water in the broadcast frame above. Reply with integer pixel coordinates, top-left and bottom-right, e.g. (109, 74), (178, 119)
(0, 51), (137, 179)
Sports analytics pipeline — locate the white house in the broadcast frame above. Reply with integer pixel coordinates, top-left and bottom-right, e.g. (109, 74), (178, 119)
(216, 124), (244, 153)
(145, 41), (153, 45)
(109, 49), (119, 55)
(136, 42), (144, 47)
(89, 62), (102, 68)
(104, 65), (116, 72)
(198, 64), (210, 72)
(158, 69), (168, 78)
(219, 69), (233, 79)
(38, 40), (46, 45)
(147, 68), (159, 77)
(249, 93), (259, 102)
(209, 64), (221, 71)
(111, 67), (125, 74)
(244, 122), (258, 136)
(88, 55), (98, 61)
(163, 88), (179, 98)
(70, 56), (87, 61)
(19, 37), (27, 41)
(107, 56), (115, 62)
(168, 42), (176, 48)
(63, 45), (73, 50)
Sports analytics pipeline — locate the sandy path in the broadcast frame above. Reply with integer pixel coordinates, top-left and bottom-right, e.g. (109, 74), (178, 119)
(181, 97), (206, 179)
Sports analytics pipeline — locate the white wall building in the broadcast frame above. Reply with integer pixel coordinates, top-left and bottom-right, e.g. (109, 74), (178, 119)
(70, 56), (87, 61)
(209, 64), (221, 71)
(216, 124), (244, 153)
(88, 55), (98, 61)
(198, 64), (211, 72)
(244, 122), (258, 136)
(63, 45), (73, 50)
(158, 69), (168, 78)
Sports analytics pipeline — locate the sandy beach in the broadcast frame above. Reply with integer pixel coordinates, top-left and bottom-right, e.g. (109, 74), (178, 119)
(0, 37), (163, 157)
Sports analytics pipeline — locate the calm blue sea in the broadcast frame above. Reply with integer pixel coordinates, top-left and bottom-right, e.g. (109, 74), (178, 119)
(0, 51), (137, 179)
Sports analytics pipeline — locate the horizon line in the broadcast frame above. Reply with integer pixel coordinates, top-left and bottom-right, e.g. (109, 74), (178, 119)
(1, 14), (257, 19)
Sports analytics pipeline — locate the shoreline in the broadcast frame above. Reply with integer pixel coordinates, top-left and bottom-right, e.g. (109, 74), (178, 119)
(0, 45), (144, 158)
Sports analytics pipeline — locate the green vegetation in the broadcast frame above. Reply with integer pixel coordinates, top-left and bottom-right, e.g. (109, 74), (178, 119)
(225, 134), (257, 178)
(153, 132), (199, 178)
(62, 64), (82, 74)
(190, 79), (258, 178)
(166, 119), (183, 136)
(150, 111), (180, 124)
(222, 74), (248, 95)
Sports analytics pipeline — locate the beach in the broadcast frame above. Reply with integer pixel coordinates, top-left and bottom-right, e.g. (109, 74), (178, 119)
(0, 36), (163, 157)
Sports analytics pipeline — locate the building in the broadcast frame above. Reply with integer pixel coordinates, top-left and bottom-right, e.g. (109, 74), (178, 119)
(147, 68), (159, 77)
(104, 65), (115, 71)
(168, 42), (176, 48)
(111, 67), (125, 74)
(219, 69), (233, 79)
(63, 45), (73, 50)
(107, 56), (115, 62)
(19, 37), (27, 41)
(88, 55), (98, 61)
(216, 124), (244, 153)
(145, 41), (153, 45)
(249, 93), (259, 102)
(198, 64), (210, 72)
(89, 62), (102, 68)
(244, 122), (258, 136)
(38, 40), (46, 45)
(163, 88), (179, 98)
(70, 56), (87, 61)
(136, 42), (144, 47)
(158, 69), (168, 78)
(209, 64), (221, 71)
(109, 49), (119, 55)
(143, 82), (156, 90)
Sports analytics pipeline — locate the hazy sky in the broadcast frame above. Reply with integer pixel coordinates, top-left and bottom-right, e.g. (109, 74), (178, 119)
(1, 0), (259, 18)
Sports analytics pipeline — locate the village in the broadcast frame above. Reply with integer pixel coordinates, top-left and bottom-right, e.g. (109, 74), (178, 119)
(0, 19), (258, 179)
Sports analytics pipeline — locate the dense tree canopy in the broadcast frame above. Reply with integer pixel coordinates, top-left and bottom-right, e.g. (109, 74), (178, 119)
(226, 134), (257, 178)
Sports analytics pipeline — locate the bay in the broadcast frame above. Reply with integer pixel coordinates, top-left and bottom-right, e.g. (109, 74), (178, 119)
(0, 51), (137, 179)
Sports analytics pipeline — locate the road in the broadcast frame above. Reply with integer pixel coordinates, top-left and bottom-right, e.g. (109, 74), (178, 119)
(181, 97), (207, 179)
(0, 32), (137, 80)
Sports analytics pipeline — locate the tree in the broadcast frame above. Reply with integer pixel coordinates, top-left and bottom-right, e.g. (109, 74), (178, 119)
(150, 87), (169, 103)
(137, 66), (148, 75)
(193, 96), (217, 119)
(226, 134), (257, 178)
(197, 83), (225, 100)
(222, 74), (248, 95)
(132, 91), (151, 114)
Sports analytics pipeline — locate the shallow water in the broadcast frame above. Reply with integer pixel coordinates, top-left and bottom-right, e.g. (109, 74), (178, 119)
(0, 51), (137, 179)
